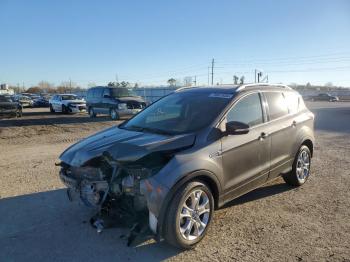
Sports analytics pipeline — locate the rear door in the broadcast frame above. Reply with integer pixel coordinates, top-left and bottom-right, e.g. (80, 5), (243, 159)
(93, 88), (104, 113)
(262, 91), (296, 179)
(102, 88), (113, 114)
(221, 92), (271, 200)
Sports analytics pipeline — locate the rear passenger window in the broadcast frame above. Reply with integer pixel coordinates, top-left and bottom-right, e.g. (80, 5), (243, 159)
(284, 92), (299, 114)
(227, 93), (263, 127)
(265, 92), (288, 120)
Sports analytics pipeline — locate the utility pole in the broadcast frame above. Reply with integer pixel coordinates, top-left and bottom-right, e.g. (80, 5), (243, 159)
(211, 58), (214, 85)
(115, 74), (118, 83)
(69, 78), (72, 89)
(193, 76), (197, 86)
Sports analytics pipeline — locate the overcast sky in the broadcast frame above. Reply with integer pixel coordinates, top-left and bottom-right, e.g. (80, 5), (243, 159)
(1, 0), (350, 87)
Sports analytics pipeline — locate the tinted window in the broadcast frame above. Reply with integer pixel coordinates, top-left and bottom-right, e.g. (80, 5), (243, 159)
(61, 95), (77, 100)
(0, 96), (12, 102)
(94, 88), (103, 98)
(227, 93), (263, 127)
(103, 88), (111, 97)
(284, 92), (299, 114)
(111, 88), (136, 97)
(265, 92), (288, 120)
(87, 89), (93, 98)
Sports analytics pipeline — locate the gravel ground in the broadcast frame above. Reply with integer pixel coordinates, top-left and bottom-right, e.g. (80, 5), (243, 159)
(0, 102), (349, 262)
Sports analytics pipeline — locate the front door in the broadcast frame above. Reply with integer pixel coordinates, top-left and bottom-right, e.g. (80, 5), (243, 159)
(221, 92), (271, 201)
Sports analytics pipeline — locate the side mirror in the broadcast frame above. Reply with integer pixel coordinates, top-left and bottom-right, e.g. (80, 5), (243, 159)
(225, 121), (250, 135)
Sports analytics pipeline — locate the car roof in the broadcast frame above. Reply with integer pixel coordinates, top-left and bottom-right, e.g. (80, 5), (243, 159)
(57, 94), (77, 96)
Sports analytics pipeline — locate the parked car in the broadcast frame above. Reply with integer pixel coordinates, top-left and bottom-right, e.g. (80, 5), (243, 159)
(0, 95), (22, 118)
(310, 93), (339, 102)
(33, 96), (51, 107)
(49, 94), (86, 113)
(13, 95), (34, 108)
(86, 86), (147, 120)
(58, 84), (315, 249)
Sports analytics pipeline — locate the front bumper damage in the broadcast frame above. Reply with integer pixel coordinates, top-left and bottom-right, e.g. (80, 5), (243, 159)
(59, 159), (169, 246)
(58, 127), (195, 245)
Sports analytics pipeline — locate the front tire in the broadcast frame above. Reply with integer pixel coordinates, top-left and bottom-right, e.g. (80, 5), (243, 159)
(17, 108), (22, 117)
(164, 181), (214, 249)
(50, 104), (55, 113)
(283, 145), (311, 186)
(110, 108), (119, 120)
(62, 105), (68, 114)
(89, 107), (96, 118)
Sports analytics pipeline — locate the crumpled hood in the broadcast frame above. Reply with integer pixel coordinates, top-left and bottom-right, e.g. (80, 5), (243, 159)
(59, 126), (195, 167)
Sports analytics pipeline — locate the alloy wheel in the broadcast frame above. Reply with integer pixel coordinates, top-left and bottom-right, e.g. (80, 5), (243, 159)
(179, 189), (211, 241)
(296, 149), (310, 182)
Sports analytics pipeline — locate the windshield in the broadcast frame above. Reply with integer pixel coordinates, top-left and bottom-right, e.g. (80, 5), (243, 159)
(121, 91), (233, 135)
(111, 88), (136, 98)
(0, 96), (13, 102)
(61, 95), (77, 100)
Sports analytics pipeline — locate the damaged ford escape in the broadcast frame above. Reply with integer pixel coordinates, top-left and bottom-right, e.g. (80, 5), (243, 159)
(58, 84), (314, 249)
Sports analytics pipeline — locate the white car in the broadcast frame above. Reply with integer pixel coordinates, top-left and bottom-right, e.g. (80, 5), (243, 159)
(49, 94), (86, 113)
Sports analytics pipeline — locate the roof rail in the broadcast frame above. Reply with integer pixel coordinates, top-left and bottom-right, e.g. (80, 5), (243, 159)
(174, 86), (197, 92)
(236, 83), (292, 92)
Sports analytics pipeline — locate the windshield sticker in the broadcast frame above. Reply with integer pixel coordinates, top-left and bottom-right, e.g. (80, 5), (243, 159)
(209, 93), (233, 99)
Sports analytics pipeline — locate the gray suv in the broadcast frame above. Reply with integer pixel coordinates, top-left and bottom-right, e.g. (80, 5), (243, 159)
(58, 84), (315, 248)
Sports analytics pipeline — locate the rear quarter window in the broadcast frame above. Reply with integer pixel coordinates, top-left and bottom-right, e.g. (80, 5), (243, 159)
(265, 92), (289, 120)
(284, 92), (299, 114)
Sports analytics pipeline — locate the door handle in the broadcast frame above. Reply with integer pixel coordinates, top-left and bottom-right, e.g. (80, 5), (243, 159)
(292, 120), (297, 127)
(259, 132), (269, 140)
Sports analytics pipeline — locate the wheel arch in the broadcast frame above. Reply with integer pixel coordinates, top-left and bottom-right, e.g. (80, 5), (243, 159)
(301, 139), (313, 157)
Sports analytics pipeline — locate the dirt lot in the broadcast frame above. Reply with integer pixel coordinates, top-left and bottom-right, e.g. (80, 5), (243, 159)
(0, 102), (350, 262)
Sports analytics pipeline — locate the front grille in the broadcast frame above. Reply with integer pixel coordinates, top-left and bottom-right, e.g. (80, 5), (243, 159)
(126, 101), (145, 109)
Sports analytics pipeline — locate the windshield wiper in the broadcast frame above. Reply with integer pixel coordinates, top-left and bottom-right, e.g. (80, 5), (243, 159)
(124, 125), (173, 135)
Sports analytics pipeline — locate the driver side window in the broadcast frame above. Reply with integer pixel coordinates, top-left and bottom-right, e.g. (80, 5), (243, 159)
(226, 93), (264, 127)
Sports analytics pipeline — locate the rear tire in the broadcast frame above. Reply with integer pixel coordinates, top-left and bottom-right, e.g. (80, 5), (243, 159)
(283, 145), (311, 186)
(89, 107), (96, 118)
(164, 181), (214, 249)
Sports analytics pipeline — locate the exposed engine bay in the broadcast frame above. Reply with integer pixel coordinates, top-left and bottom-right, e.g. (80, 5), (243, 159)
(58, 152), (171, 245)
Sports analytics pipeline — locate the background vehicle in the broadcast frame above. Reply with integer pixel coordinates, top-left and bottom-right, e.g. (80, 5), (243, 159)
(310, 93), (339, 102)
(86, 86), (147, 120)
(49, 94), (86, 113)
(33, 95), (51, 107)
(0, 95), (22, 118)
(13, 95), (34, 108)
(58, 84), (314, 249)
